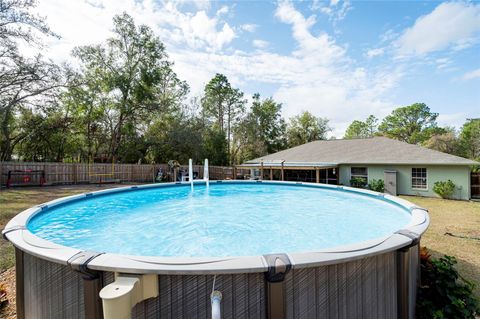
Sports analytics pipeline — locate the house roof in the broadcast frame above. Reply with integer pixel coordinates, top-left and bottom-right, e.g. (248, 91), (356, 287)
(244, 137), (478, 166)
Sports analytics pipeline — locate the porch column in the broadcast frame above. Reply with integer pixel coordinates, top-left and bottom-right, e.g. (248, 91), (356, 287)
(326, 169), (329, 184)
(281, 161), (285, 181)
(270, 168), (273, 180)
(260, 161), (264, 180)
(316, 168), (319, 183)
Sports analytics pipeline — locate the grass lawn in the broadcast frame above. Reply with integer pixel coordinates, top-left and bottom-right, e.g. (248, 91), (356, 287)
(0, 184), (133, 319)
(0, 186), (479, 318)
(400, 196), (480, 298)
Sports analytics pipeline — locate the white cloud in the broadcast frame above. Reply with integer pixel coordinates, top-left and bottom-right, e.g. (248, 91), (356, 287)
(175, 0), (211, 11)
(462, 68), (480, 80)
(312, 0), (352, 24)
(252, 39), (269, 49)
(168, 0), (404, 137)
(396, 2), (480, 56)
(437, 112), (467, 129)
(34, 0), (236, 58)
(33, 0), (405, 138)
(380, 29), (398, 43)
(275, 1), (345, 61)
(216, 5), (229, 16)
(435, 58), (452, 70)
(366, 48), (384, 58)
(240, 23), (257, 33)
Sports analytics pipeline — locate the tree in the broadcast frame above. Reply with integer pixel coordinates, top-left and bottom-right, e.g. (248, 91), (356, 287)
(145, 107), (204, 164)
(0, 0), (57, 45)
(234, 94), (286, 162)
(249, 94), (286, 154)
(14, 103), (80, 162)
(201, 74), (246, 164)
(459, 119), (480, 161)
(423, 129), (461, 155)
(202, 125), (228, 166)
(344, 115), (378, 139)
(0, 0), (64, 160)
(286, 111), (330, 147)
(72, 13), (188, 162)
(61, 78), (110, 161)
(378, 103), (445, 144)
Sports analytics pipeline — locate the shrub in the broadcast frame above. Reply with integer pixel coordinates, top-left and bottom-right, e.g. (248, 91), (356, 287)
(433, 180), (456, 199)
(417, 247), (480, 319)
(350, 177), (367, 188)
(368, 179), (384, 192)
(0, 283), (7, 310)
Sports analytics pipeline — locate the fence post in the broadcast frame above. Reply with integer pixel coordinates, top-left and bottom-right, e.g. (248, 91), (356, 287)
(73, 164), (78, 184)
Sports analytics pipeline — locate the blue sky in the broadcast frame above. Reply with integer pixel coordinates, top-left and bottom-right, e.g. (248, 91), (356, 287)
(34, 0), (480, 136)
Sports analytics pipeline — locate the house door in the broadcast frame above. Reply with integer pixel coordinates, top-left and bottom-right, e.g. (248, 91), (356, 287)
(472, 172), (480, 198)
(384, 170), (397, 196)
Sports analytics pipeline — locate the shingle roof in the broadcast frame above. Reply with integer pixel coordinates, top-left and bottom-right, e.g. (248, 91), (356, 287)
(245, 137), (478, 166)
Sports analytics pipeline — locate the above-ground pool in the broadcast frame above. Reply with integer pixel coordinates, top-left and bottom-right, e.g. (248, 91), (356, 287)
(4, 180), (429, 319)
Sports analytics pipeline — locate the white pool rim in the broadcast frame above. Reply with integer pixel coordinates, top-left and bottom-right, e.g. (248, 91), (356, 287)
(3, 180), (429, 275)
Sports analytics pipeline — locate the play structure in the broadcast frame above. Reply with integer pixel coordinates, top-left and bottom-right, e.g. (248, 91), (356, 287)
(88, 156), (117, 184)
(5, 169), (46, 188)
(155, 159), (208, 184)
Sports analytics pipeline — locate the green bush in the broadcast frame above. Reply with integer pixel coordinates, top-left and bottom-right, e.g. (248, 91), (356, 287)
(368, 179), (384, 192)
(417, 248), (480, 319)
(350, 177), (367, 188)
(433, 180), (456, 199)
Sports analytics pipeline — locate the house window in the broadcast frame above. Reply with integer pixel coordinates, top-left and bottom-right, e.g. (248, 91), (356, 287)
(412, 168), (427, 189)
(351, 167), (368, 187)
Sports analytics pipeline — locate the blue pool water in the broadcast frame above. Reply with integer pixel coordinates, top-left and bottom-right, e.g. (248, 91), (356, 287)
(28, 183), (412, 258)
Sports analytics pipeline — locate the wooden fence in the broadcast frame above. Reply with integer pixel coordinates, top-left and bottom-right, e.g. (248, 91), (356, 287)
(0, 162), (250, 187)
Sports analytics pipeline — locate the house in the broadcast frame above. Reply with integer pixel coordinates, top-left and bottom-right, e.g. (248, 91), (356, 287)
(239, 136), (479, 200)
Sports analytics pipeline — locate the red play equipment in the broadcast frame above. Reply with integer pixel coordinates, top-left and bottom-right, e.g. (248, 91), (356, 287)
(5, 169), (46, 188)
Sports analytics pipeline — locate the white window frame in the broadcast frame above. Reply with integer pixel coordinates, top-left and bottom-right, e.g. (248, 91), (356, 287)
(350, 167), (368, 185)
(411, 167), (428, 190)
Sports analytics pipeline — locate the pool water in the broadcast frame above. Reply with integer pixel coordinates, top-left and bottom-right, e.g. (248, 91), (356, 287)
(28, 183), (412, 258)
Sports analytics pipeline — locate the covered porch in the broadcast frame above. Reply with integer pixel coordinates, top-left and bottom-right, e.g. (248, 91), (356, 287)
(238, 161), (339, 185)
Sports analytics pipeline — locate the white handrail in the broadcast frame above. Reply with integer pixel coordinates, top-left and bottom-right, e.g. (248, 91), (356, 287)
(189, 158), (193, 191)
(204, 158), (209, 189)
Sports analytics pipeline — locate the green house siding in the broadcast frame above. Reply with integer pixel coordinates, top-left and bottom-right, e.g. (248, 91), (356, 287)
(339, 164), (471, 200)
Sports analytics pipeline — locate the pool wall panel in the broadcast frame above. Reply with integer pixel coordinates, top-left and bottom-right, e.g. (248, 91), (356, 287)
(130, 273), (266, 319)
(23, 252), (85, 319)
(18, 249), (422, 319)
(408, 244), (419, 319)
(285, 252), (397, 319)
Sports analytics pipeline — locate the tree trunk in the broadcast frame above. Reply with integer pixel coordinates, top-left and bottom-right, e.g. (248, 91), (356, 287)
(1, 105), (13, 161)
(227, 106), (231, 165)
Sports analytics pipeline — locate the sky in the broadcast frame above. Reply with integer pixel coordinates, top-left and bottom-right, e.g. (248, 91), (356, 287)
(31, 0), (480, 137)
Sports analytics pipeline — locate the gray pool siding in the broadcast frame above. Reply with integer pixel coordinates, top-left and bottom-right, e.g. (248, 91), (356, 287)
(23, 252), (85, 319)
(284, 252), (397, 319)
(17, 247), (422, 319)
